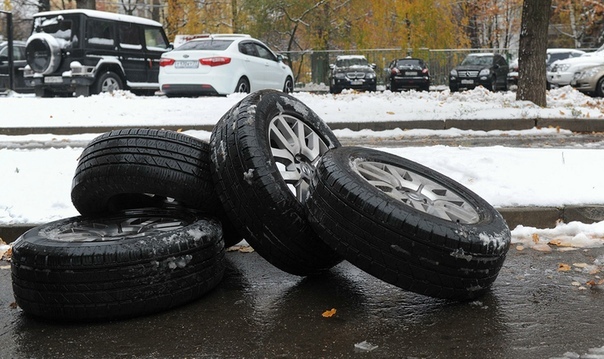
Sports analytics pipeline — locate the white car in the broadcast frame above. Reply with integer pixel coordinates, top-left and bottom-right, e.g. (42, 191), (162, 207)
(159, 34), (294, 96)
(547, 52), (604, 88)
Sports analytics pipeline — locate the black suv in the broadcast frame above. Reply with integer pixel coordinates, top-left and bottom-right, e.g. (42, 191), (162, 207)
(24, 9), (171, 97)
(0, 41), (32, 93)
(329, 55), (377, 94)
(449, 53), (509, 92)
(385, 57), (430, 92)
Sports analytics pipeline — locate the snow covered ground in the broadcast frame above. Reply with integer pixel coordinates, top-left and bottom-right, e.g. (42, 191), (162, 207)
(1, 86), (604, 250)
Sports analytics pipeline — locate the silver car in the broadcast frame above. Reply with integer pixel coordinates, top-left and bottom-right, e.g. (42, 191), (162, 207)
(571, 64), (604, 97)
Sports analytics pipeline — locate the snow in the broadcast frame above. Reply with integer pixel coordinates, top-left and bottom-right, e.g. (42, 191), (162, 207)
(2, 86), (604, 248)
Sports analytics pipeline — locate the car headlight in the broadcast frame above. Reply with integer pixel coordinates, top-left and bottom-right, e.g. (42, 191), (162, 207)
(365, 72), (376, 79)
(575, 67), (603, 81)
(556, 64), (571, 72)
(450, 69), (458, 76)
(334, 72), (346, 79)
(479, 69), (491, 76)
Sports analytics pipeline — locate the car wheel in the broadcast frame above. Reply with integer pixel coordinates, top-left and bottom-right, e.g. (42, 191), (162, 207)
(235, 77), (250, 93)
(25, 32), (61, 75)
(210, 89), (342, 275)
(596, 77), (604, 97)
(93, 71), (123, 94)
(449, 85), (458, 92)
(305, 146), (511, 301)
(11, 207), (225, 321)
(283, 76), (294, 93)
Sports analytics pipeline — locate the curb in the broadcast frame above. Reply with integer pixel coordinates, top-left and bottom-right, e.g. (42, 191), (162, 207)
(3, 205), (604, 244)
(1, 118), (604, 136)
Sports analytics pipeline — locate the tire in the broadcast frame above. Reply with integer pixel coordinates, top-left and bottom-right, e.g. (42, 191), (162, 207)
(92, 71), (123, 94)
(11, 207), (225, 321)
(305, 146), (511, 301)
(235, 77), (250, 93)
(25, 32), (61, 75)
(70, 128), (243, 246)
(72, 128), (220, 215)
(210, 89), (342, 275)
(283, 76), (294, 93)
(596, 77), (604, 97)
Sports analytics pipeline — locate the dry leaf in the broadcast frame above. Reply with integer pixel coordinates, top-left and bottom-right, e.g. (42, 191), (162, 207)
(386, 111), (395, 115)
(532, 233), (540, 243)
(558, 263), (571, 272)
(322, 308), (337, 318)
(515, 245), (525, 251)
(573, 263), (588, 268)
(9, 302), (17, 309)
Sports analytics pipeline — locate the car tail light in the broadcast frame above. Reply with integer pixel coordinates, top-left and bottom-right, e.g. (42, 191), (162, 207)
(390, 68), (400, 75)
(422, 68), (429, 75)
(200, 57), (232, 67)
(159, 58), (175, 67)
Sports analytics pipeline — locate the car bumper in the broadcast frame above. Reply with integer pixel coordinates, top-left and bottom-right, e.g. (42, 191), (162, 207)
(332, 78), (376, 91)
(390, 77), (429, 89)
(25, 75), (95, 91)
(547, 72), (573, 87)
(159, 73), (235, 95)
(449, 77), (492, 89)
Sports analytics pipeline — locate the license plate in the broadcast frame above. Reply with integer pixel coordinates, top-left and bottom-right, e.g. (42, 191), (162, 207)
(405, 71), (417, 76)
(44, 76), (63, 84)
(175, 60), (199, 69)
(350, 80), (363, 85)
(461, 79), (474, 84)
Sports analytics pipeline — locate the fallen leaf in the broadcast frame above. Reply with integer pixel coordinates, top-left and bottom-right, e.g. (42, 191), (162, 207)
(386, 111), (395, 115)
(573, 263), (589, 268)
(515, 245), (525, 251)
(532, 233), (540, 243)
(558, 263), (571, 272)
(322, 308), (337, 318)
(9, 302), (17, 309)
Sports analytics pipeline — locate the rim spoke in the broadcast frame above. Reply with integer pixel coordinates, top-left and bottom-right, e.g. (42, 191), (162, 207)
(353, 160), (479, 224)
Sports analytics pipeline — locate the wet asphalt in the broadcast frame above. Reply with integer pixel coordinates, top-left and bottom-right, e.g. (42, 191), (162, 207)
(3, 120), (604, 358)
(2, 245), (604, 359)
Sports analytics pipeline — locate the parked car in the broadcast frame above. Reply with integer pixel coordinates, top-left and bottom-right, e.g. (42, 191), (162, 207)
(507, 48), (586, 89)
(158, 34), (294, 97)
(0, 40), (32, 93)
(329, 55), (377, 94)
(449, 53), (508, 92)
(23, 9), (171, 97)
(570, 64), (604, 97)
(547, 52), (604, 89)
(385, 57), (430, 91)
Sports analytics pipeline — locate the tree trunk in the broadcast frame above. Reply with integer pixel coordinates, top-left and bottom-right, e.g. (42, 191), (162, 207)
(516, 0), (552, 107)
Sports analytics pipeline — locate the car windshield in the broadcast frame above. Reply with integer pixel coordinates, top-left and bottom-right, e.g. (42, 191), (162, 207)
(336, 57), (368, 67)
(175, 39), (233, 51)
(396, 59), (422, 67)
(461, 55), (493, 66)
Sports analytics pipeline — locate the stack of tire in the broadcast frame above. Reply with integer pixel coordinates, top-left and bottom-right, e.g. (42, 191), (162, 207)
(10, 89), (511, 322)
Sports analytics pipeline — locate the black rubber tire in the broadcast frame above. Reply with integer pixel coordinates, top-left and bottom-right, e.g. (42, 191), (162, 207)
(11, 207), (225, 321)
(283, 76), (294, 93)
(92, 71), (123, 94)
(71, 129), (242, 247)
(235, 77), (250, 93)
(210, 89), (342, 276)
(305, 146), (511, 301)
(72, 128), (219, 215)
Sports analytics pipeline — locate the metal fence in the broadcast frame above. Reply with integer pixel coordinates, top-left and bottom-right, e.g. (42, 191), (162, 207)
(283, 48), (514, 87)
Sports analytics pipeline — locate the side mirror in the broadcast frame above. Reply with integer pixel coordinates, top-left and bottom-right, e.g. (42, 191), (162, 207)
(371, 63), (377, 70)
(277, 54), (284, 62)
(329, 64), (335, 70)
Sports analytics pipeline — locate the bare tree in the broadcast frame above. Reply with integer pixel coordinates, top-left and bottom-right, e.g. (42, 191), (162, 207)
(516, 0), (552, 107)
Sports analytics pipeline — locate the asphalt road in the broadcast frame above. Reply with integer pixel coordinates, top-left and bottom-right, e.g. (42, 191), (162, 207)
(2, 246), (604, 359)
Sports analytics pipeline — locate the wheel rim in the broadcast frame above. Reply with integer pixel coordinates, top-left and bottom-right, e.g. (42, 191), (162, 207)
(352, 160), (480, 224)
(269, 114), (329, 203)
(101, 77), (120, 93)
(284, 78), (293, 93)
(237, 80), (249, 93)
(43, 212), (191, 242)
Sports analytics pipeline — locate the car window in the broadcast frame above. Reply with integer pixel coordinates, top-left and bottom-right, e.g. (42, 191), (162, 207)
(144, 27), (168, 50)
(239, 42), (258, 56)
(336, 57), (368, 67)
(118, 23), (142, 49)
(461, 55), (493, 66)
(176, 39), (233, 51)
(396, 59), (422, 67)
(34, 16), (75, 48)
(86, 19), (115, 48)
(254, 43), (277, 61)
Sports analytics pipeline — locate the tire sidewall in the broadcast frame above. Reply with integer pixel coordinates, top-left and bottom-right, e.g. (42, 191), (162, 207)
(320, 146), (510, 255)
